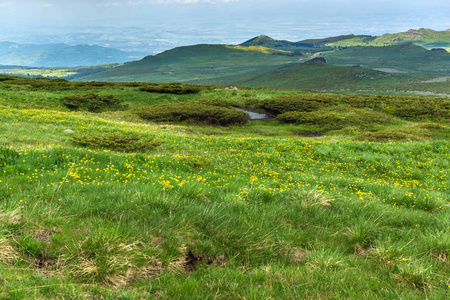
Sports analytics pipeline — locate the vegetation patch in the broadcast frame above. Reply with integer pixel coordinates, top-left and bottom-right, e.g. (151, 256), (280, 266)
(277, 107), (393, 129)
(139, 83), (207, 95)
(358, 128), (432, 142)
(61, 93), (127, 113)
(133, 103), (249, 126)
(71, 132), (161, 152)
(262, 96), (324, 115)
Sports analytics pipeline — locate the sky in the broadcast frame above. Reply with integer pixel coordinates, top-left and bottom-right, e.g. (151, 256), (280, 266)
(0, 0), (449, 53)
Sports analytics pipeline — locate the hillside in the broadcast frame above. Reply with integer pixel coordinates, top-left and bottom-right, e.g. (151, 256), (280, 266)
(79, 44), (303, 83)
(321, 43), (450, 73)
(242, 29), (450, 51)
(235, 63), (394, 91)
(0, 44), (145, 67)
(313, 28), (450, 51)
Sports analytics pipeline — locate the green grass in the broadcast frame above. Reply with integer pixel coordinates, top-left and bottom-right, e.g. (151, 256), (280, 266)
(0, 76), (449, 298)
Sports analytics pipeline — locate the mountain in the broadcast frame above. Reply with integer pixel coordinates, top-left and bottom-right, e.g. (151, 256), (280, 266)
(79, 44), (303, 83)
(299, 34), (376, 47)
(0, 44), (146, 67)
(304, 28), (450, 51)
(239, 35), (316, 50)
(241, 29), (450, 51)
(0, 42), (69, 53)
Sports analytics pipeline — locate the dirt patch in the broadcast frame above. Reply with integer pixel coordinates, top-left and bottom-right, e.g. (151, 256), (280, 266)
(33, 229), (60, 243)
(291, 248), (308, 263)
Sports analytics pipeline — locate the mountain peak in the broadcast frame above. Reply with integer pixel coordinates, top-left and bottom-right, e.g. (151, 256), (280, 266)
(240, 35), (276, 46)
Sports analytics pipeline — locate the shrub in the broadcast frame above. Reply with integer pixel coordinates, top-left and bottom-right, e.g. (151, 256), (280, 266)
(419, 123), (447, 131)
(71, 132), (161, 152)
(140, 83), (205, 94)
(277, 107), (393, 129)
(277, 111), (341, 127)
(263, 96), (324, 115)
(358, 129), (432, 142)
(61, 93), (127, 113)
(134, 103), (249, 126)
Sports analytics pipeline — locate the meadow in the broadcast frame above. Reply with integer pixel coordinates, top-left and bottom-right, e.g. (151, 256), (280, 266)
(0, 76), (449, 299)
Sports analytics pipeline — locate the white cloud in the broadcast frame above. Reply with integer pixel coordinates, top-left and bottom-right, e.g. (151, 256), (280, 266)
(0, 1), (14, 9)
(146, 0), (241, 3)
(97, 2), (120, 7)
(40, 3), (53, 7)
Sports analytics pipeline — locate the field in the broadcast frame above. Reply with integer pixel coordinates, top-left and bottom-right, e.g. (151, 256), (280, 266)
(0, 76), (449, 299)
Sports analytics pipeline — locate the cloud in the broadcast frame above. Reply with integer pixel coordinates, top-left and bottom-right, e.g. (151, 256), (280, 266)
(0, 1), (14, 9)
(97, 2), (120, 7)
(146, 0), (241, 3)
(40, 3), (53, 7)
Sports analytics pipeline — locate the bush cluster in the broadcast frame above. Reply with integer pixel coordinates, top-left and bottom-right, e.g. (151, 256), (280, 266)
(263, 94), (450, 122)
(134, 103), (249, 126)
(139, 83), (205, 95)
(61, 93), (127, 113)
(71, 132), (161, 152)
(262, 96), (324, 115)
(277, 107), (392, 129)
(358, 129), (432, 142)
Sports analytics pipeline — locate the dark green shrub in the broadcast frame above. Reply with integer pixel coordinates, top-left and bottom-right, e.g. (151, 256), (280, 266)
(358, 129), (432, 142)
(134, 103), (249, 126)
(140, 83), (205, 94)
(420, 123), (447, 131)
(277, 107), (393, 129)
(71, 133), (161, 152)
(61, 93), (127, 113)
(277, 111), (341, 127)
(263, 96), (324, 115)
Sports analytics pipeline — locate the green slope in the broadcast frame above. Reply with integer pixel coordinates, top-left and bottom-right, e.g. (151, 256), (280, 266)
(321, 43), (450, 73)
(79, 44), (304, 83)
(234, 63), (395, 91)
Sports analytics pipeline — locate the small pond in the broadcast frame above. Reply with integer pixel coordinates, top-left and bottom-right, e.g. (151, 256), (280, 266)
(234, 108), (271, 120)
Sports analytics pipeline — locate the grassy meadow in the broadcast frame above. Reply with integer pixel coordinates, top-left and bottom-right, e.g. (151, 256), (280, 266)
(0, 76), (449, 299)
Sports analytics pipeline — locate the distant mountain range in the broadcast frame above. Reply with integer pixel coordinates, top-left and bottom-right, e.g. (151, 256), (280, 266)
(0, 43), (146, 67)
(241, 28), (450, 51)
(1, 28), (449, 93)
(78, 28), (449, 87)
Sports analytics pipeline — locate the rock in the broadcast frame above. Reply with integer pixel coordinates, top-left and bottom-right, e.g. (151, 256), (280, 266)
(64, 129), (75, 133)
(303, 57), (327, 65)
(225, 86), (239, 90)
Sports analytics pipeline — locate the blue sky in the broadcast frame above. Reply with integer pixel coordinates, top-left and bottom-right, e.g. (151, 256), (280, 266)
(0, 0), (448, 52)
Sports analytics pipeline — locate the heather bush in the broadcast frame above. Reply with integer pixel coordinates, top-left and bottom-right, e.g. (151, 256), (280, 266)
(71, 132), (161, 152)
(134, 103), (249, 126)
(61, 93), (127, 113)
(139, 83), (205, 94)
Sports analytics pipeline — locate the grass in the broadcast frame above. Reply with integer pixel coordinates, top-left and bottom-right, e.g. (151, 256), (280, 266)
(0, 76), (449, 298)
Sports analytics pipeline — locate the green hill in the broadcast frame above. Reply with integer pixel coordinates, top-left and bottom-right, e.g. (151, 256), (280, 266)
(239, 35), (318, 51)
(299, 34), (376, 47)
(321, 43), (450, 73)
(234, 62), (394, 91)
(79, 44), (304, 83)
(242, 29), (450, 51)
(320, 28), (450, 51)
